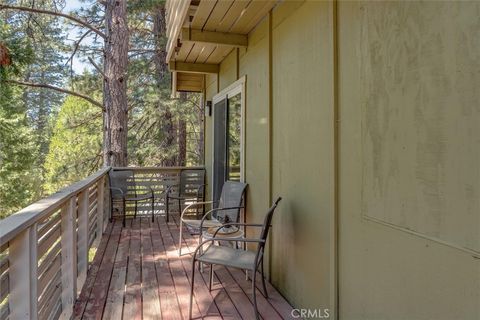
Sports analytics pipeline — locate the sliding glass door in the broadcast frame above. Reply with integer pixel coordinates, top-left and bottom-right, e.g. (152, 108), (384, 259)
(212, 78), (245, 203)
(213, 98), (227, 203)
(226, 92), (241, 181)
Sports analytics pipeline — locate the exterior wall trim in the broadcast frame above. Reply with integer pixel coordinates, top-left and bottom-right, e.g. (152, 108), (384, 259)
(211, 76), (247, 191)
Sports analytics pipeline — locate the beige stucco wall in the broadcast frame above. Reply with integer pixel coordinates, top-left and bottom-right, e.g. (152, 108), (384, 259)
(202, 0), (480, 318)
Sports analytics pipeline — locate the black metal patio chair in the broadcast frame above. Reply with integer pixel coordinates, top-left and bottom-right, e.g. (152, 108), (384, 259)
(165, 168), (206, 222)
(189, 197), (282, 320)
(109, 169), (155, 227)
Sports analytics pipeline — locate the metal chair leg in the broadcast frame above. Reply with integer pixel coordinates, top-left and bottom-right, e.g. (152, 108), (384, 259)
(134, 200), (137, 219)
(166, 195), (169, 222)
(122, 198), (126, 227)
(178, 220), (183, 256)
(198, 240), (205, 273)
(261, 259), (268, 298)
(252, 268), (260, 320)
(189, 259), (196, 319)
(151, 196), (155, 222)
(209, 264), (214, 291)
(110, 197), (114, 222)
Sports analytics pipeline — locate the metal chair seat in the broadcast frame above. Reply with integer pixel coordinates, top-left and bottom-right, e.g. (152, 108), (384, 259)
(167, 194), (196, 200)
(182, 219), (221, 229)
(197, 245), (257, 271)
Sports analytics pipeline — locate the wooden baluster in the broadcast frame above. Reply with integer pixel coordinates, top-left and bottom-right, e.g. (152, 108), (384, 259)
(103, 173), (112, 232)
(96, 176), (105, 246)
(9, 224), (38, 320)
(60, 198), (77, 319)
(77, 191), (89, 292)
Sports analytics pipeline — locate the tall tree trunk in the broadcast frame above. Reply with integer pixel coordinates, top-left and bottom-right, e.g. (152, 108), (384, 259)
(104, 0), (129, 167)
(161, 107), (177, 166)
(153, 5), (177, 166)
(152, 5), (168, 84)
(178, 118), (187, 166)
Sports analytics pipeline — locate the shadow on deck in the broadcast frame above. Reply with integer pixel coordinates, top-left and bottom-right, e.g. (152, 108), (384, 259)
(72, 215), (295, 319)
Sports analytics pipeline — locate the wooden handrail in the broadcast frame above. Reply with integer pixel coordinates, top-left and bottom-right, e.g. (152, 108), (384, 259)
(0, 167), (111, 246)
(112, 166), (205, 171)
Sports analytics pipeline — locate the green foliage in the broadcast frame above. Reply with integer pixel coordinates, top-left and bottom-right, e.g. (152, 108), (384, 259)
(43, 96), (102, 194)
(0, 0), (204, 219)
(0, 18), (34, 71)
(0, 109), (40, 218)
(0, 17), (39, 218)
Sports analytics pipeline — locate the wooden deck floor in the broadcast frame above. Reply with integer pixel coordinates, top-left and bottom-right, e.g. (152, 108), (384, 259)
(73, 215), (295, 319)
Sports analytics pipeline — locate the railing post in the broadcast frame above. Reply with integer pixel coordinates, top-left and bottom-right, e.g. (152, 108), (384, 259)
(9, 224), (38, 320)
(60, 198), (77, 319)
(104, 173), (111, 231)
(77, 191), (89, 292)
(96, 176), (105, 243)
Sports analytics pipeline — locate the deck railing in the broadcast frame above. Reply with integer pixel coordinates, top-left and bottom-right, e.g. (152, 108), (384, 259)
(111, 166), (204, 218)
(0, 166), (204, 320)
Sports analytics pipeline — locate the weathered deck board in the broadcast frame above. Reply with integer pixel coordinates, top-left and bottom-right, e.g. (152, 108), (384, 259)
(156, 217), (204, 320)
(73, 216), (295, 319)
(103, 219), (131, 319)
(123, 218), (142, 320)
(141, 218), (162, 319)
(73, 223), (113, 319)
(81, 221), (122, 319)
(150, 218), (183, 320)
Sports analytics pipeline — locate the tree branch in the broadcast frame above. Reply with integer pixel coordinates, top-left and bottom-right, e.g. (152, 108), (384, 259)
(67, 112), (102, 129)
(0, 4), (106, 38)
(88, 57), (107, 79)
(5, 80), (104, 110)
(129, 48), (157, 52)
(66, 29), (93, 66)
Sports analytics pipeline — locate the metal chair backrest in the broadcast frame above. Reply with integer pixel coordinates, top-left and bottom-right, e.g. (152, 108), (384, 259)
(258, 197), (282, 251)
(179, 168), (206, 197)
(214, 181), (248, 223)
(109, 170), (134, 198)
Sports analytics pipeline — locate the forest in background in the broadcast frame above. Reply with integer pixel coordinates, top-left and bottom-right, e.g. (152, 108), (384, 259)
(0, 0), (204, 218)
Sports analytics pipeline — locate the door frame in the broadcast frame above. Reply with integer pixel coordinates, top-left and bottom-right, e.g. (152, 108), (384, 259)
(211, 76), (246, 197)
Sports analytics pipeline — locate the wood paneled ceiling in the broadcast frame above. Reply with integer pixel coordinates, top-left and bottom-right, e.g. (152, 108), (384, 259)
(167, 0), (278, 66)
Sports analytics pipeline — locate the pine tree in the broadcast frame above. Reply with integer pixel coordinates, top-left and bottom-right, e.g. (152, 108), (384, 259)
(0, 19), (39, 217)
(9, 1), (69, 172)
